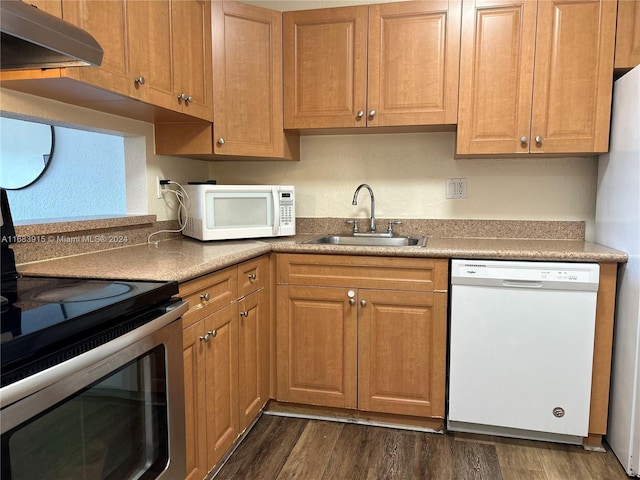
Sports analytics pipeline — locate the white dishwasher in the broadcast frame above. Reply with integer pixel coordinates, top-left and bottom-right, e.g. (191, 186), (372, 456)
(448, 260), (600, 444)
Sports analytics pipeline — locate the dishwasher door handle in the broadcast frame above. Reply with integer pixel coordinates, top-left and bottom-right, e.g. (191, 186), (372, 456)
(502, 279), (543, 288)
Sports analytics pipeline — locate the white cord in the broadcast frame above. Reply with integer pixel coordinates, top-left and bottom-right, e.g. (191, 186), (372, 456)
(147, 181), (190, 245)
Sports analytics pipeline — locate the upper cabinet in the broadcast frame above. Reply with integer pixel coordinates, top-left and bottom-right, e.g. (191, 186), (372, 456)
(170, 0), (213, 120)
(26, 0), (62, 16)
(155, 1), (300, 160)
(283, 0), (461, 130)
(456, 0), (617, 156)
(211, 1), (298, 158)
(62, 0), (212, 120)
(61, 0), (136, 98)
(615, 0), (640, 69)
(1, 0), (212, 122)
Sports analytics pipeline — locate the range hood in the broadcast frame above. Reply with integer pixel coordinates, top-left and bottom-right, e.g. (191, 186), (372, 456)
(0, 0), (103, 70)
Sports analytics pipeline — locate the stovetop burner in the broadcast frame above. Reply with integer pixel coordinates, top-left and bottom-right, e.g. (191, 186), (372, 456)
(1, 275), (179, 387)
(28, 280), (133, 303)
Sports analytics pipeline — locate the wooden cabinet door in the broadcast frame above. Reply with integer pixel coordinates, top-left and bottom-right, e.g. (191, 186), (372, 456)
(28, 0), (62, 17)
(358, 290), (447, 418)
(172, 0), (212, 121)
(238, 290), (270, 432)
(62, 0), (132, 95)
(530, 0), (616, 154)
(283, 6), (368, 129)
(126, 0), (176, 109)
(183, 320), (208, 480)
(367, 0), (461, 127)
(276, 285), (358, 408)
(615, 0), (640, 69)
(212, 1), (283, 156)
(205, 303), (239, 468)
(456, 0), (537, 155)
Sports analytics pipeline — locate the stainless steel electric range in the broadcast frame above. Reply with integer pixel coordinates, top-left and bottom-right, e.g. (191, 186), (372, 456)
(0, 189), (188, 480)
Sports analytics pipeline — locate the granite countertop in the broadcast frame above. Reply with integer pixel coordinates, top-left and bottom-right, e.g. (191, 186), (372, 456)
(16, 234), (628, 283)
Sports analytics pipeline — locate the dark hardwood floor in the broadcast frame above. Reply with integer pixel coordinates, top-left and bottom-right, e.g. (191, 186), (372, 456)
(214, 414), (630, 480)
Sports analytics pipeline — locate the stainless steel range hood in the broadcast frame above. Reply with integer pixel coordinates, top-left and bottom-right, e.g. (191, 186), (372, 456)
(0, 0), (103, 70)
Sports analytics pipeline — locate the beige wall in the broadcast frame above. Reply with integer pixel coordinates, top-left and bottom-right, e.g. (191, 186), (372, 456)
(210, 133), (598, 240)
(1, 88), (598, 242)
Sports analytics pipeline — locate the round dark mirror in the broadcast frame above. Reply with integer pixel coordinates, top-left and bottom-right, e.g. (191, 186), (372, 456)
(0, 117), (55, 190)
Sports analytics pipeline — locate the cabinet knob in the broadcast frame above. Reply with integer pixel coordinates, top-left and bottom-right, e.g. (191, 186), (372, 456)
(186, 95), (193, 104)
(178, 93), (191, 102)
(247, 273), (257, 281)
(368, 109), (376, 118)
(520, 136), (528, 144)
(199, 329), (216, 342)
(240, 311), (249, 317)
(356, 110), (364, 119)
(535, 135), (543, 144)
(349, 298), (356, 306)
(217, 138), (225, 146)
(360, 300), (367, 307)
(200, 292), (210, 302)
(134, 76), (145, 85)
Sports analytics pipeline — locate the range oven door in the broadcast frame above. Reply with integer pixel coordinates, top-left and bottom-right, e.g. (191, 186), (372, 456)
(1, 301), (188, 480)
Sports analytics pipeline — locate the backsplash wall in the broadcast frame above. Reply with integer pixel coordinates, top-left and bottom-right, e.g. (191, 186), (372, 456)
(210, 133), (599, 241)
(1, 89), (598, 243)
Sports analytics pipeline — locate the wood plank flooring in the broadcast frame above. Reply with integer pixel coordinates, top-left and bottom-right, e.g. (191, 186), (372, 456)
(214, 414), (629, 480)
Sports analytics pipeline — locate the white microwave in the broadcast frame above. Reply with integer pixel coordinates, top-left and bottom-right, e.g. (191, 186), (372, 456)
(182, 184), (295, 241)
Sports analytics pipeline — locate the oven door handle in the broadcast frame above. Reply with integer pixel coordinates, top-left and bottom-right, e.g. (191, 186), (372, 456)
(0, 300), (189, 409)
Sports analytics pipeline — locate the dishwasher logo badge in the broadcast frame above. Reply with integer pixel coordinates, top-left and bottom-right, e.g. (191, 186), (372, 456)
(552, 407), (565, 418)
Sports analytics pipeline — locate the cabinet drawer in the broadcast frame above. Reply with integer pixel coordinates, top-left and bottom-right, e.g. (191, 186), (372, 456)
(238, 256), (268, 299)
(277, 254), (448, 292)
(180, 266), (237, 328)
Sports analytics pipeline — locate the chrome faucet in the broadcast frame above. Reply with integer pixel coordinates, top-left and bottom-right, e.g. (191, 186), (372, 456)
(352, 184), (376, 232)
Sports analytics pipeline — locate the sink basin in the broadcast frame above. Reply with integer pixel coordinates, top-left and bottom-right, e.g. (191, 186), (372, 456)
(303, 234), (427, 247)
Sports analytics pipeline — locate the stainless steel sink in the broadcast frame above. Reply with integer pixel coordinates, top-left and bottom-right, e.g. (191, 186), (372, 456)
(303, 234), (427, 247)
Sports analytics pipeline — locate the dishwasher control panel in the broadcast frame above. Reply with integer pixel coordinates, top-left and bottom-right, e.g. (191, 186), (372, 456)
(451, 260), (600, 291)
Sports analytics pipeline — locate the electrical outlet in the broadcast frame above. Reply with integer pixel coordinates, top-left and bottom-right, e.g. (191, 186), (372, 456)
(446, 178), (467, 199)
(156, 176), (164, 199)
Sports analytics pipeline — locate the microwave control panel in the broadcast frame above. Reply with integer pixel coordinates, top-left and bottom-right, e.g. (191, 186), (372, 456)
(280, 191), (294, 226)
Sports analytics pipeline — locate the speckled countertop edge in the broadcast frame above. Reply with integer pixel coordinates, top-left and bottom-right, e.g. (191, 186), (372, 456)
(16, 235), (628, 283)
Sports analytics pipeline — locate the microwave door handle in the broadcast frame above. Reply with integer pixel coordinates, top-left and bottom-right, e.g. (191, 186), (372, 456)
(272, 187), (280, 235)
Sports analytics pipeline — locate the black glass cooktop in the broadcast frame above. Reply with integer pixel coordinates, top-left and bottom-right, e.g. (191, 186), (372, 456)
(1, 276), (179, 387)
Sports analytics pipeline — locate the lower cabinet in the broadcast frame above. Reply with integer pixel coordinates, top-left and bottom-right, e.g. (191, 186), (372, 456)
(181, 256), (269, 479)
(276, 254), (448, 419)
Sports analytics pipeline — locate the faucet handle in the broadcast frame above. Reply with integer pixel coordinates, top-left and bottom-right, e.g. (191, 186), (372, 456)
(345, 219), (359, 233)
(387, 220), (402, 235)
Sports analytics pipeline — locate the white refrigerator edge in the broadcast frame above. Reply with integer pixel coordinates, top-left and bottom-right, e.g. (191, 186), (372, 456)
(596, 64), (640, 477)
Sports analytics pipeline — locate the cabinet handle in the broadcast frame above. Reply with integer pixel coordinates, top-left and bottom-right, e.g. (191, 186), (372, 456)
(360, 300), (367, 307)
(520, 136), (528, 145)
(368, 109), (376, 118)
(535, 135), (543, 144)
(349, 298), (356, 306)
(240, 311), (249, 317)
(178, 93), (190, 102)
(207, 329), (217, 337)
(134, 76), (145, 85)
(247, 273), (257, 281)
(186, 95), (193, 104)
(356, 110), (364, 119)
(217, 137), (225, 146)
(200, 292), (210, 302)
